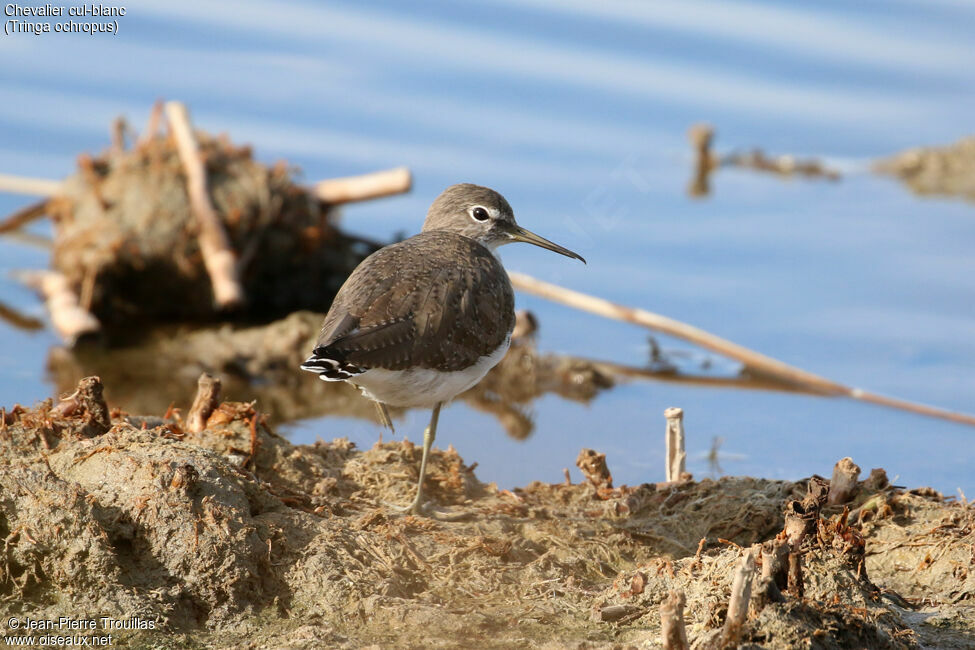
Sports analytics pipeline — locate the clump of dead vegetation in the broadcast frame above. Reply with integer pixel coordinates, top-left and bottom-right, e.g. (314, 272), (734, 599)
(1, 101), (411, 343)
(686, 123), (841, 198)
(45, 310), (615, 434)
(874, 136), (975, 203)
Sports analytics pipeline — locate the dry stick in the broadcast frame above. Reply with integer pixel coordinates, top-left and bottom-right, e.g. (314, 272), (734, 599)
(828, 456), (862, 506)
(138, 99), (164, 146)
(164, 101), (245, 309)
(722, 548), (757, 646)
(508, 271), (975, 428)
(186, 373), (222, 433)
(783, 478), (827, 600)
(687, 123), (716, 197)
(787, 552), (804, 600)
(110, 116), (127, 154)
(760, 538), (790, 589)
(17, 270), (100, 343)
(314, 166), (412, 204)
(660, 590), (689, 650)
(0, 300), (44, 331)
(588, 357), (809, 394)
(664, 407), (686, 482)
(0, 200), (48, 235)
(508, 272), (849, 395)
(4, 230), (52, 250)
(0, 173), (61, 197)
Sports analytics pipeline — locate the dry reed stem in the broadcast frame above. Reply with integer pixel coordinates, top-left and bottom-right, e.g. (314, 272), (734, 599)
(508, 271), (975, 427)
(760, 538), (789, 587)
(722, 548), (757, 646)
(0, 199), (48, 235)
(0, 300), (44, 331)
(110, 117), (127, 154)
(165, 101), (245, 309)
(660, 589), (689, 650)
(314, 166), (412, 204)
(787, 551), (804, 599)
(0, 173), (62, 197)
(138, 99), (164, 146)
(828, 457), (862, 506)
(664, 407), (686, 482)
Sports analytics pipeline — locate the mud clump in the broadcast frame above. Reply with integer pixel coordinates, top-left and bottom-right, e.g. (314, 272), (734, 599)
(44, 124), (377, 333)
(874, 135), (975, 203)
(1, 380), (972, 648)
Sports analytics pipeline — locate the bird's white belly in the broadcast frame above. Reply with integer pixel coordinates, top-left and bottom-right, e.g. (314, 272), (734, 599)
(352, 336), (510, 408)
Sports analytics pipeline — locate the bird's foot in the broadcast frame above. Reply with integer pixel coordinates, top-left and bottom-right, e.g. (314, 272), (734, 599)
(382, 498), (471, 521)
(383, 496), (427, 516)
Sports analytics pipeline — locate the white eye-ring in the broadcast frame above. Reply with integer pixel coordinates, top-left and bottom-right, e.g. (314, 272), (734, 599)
(470, 206), (490, 222)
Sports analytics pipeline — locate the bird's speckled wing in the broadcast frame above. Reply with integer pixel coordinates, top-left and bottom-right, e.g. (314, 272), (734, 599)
(309, 231), (514, 373)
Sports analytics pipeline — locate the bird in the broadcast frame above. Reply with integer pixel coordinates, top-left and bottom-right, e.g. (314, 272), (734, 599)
(301, 183), (585, 514)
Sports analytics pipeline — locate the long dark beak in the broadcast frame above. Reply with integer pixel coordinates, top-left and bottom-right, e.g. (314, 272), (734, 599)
(506, 224), (586, 264)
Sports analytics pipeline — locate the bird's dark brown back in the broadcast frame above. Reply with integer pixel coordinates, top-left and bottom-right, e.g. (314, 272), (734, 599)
(315, 231), (515, 372)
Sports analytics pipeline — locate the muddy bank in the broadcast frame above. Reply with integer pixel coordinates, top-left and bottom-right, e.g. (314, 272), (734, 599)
(0, 379), (972, 648)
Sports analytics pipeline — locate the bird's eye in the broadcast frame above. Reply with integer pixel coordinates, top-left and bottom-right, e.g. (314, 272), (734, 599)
(471, 206), (490, 222)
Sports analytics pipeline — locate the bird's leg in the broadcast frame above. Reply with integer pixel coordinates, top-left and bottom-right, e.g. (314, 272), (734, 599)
(396, 402), (442, 515)
(374, 401), (394, 443)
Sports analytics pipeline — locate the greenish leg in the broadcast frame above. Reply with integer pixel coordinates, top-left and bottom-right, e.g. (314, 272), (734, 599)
(400, 402), (442, 515)
(374, 401), (394, 443)
(374, 401), (394, 432)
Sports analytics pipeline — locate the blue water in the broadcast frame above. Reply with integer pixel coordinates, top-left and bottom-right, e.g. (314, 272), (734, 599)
(2, 0), (974, 494)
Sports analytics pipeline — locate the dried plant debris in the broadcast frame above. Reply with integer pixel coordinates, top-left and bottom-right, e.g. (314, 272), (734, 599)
(687, 123), (840, 198)
(874, 136), (975, 203)
(1, 378), (972, 648)
(46, 310), (614, 433)
(43, 126), (377, 332)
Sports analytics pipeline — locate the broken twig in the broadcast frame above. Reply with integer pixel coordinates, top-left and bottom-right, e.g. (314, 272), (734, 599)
(0, 173), (61, 197)
(828, 457), (862, 506)
(508, 271), (975, 428)
(0, 300), (44, 331)
(314, 166), (412, 204)
(760, 538), (790, 590)
(0, 200), (48, 235)
(721, 548), (757, 647)
(165, 101), (245, 309)
(660, 590), (689, 650)
(664, 407), (687, 482)
(138, 100), (164, 147)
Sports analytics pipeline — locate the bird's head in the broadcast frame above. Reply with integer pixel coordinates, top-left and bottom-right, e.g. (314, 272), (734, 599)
(422, 183), (585, 263)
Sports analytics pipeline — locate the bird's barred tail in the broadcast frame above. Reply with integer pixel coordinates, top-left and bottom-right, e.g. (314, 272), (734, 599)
(300, 348), (364, 381)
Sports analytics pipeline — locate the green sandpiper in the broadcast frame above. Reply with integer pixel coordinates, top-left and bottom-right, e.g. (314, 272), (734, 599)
(301, 183), (585, 514)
